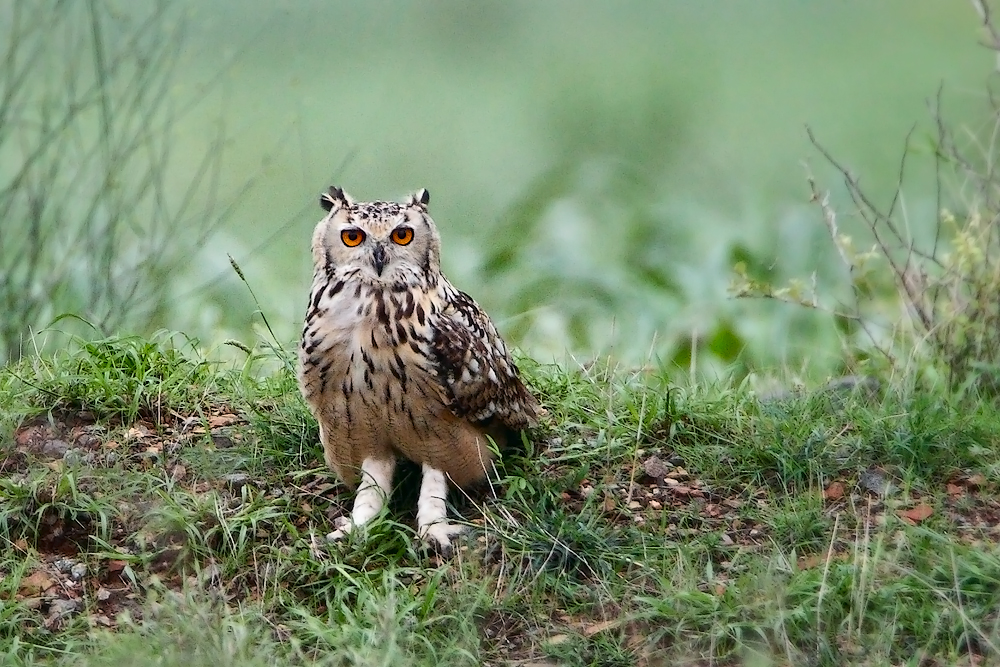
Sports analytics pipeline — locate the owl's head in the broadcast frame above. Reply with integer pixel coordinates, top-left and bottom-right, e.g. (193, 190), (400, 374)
(312, 186), (442, 286)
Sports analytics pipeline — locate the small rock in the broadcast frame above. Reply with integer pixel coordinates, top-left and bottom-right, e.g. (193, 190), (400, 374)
(96, 587), (112, 601)
(42, 439), (70, 458)
(45, 598), (81, 629)
(648, 500), (662, 510)
(627, 500), (642, 510)
(70, 563), (87, 581)
(75, 433), (100, 448)
(720, 533), (734, 546)
(223, 473), (250, 491)
(859, 468), (893, 497)
(54, 558), (77, 574)
(642, 455), (669, 480)
(823, 375), (880, 396)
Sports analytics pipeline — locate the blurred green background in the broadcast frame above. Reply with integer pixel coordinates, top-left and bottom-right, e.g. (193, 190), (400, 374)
(4, 1), (995, 376)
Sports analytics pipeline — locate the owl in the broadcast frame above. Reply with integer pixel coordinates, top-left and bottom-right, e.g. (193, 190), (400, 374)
(298, 186), (544, 554)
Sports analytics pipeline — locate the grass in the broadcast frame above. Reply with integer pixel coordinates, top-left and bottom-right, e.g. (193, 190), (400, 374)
(2, 335), (1000, 665)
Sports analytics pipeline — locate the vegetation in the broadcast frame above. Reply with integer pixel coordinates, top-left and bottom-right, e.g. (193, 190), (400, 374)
(4, 2), (1000, 666)
(1, 336), (1000, 665)
(0, 1), (247, 364)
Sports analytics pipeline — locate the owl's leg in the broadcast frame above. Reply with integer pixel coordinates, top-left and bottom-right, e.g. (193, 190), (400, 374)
(328, 457), (395, 541)
(416, 463), (464, 556)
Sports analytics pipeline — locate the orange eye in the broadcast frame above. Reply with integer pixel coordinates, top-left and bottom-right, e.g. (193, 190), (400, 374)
(391, 226), (414, 246)
(341, 228), (365, 247)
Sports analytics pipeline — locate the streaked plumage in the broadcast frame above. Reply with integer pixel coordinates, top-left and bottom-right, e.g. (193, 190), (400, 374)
(298, 186), (543, 553)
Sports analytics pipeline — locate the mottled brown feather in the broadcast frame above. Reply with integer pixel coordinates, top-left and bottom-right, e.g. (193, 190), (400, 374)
(298, 188), (543, 492)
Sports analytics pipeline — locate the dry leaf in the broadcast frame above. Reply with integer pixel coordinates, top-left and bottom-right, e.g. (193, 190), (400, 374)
(126, 426), (152, 440)
(90, 614), (114, 627)
(583, 619), (618, 636)
(799, 554), (824, 570)
(967, 473), (987, 488)
(898, 504), (934, 524)
(946, 483), (964, 497)
(823, 481), (845, 500)
(19, 570), (56, 597)
(209, 414), (238, 428)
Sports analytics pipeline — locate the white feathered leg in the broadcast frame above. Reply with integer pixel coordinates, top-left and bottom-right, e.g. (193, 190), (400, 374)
(328, 457), (395, 541)
(416, 463), (464, 555)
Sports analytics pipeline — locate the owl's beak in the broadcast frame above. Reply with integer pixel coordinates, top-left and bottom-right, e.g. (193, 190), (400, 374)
(372, 243), (388, 276)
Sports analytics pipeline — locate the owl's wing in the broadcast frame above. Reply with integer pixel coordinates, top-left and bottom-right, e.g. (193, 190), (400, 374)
(428, 288), (543, 431)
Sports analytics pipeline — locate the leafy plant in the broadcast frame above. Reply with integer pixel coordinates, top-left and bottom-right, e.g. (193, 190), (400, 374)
(733, 2), (1000, 394)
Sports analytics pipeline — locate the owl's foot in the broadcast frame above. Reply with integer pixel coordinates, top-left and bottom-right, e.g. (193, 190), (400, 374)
(327, 457), (395, 543)
(326, 515), (353, 542)
(419, 521), (465, 557)
(416, 463), (465, 557)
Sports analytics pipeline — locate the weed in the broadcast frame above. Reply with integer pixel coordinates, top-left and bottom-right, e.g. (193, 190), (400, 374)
(2, 336), (1000, 665)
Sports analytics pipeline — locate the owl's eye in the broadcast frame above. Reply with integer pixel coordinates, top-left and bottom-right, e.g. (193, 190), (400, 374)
(391, 226), (414, 246)
(341, 228), (365, 247)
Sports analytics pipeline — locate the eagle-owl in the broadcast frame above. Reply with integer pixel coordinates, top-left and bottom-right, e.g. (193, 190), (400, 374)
(298, 186), (543, 554)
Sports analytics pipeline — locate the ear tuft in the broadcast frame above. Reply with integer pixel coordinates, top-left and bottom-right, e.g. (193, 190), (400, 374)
(320, 186), (351, 212)
(408, 188), (430, 208)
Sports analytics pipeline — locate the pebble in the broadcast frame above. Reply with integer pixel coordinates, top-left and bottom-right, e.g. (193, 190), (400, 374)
(642, 455), (669, 479)
(42, 439), (70, 458)
(48, 598), (81, 617)
(54, 558), (76, 574)
(223, 473), (251, 491)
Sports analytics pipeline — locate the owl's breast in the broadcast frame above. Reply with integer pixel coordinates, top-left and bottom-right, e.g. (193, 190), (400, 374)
(298, 278), (441, 425)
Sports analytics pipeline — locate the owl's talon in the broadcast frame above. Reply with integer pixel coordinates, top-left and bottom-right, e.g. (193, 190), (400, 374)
(419, 522), (465, 558)
(327, 516), (353, 542)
